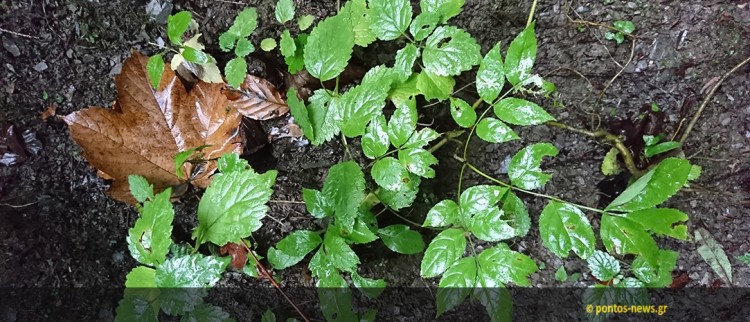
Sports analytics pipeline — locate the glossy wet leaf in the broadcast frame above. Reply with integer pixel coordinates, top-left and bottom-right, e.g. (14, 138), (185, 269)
(493, 98), (554, 126)
(477, 243), (537, 286)
(167, 11), (191, 45)
(225, 57), (247, 89)
(449, 97), (477, 128)
(394, 43), (420, 81)
(606, 157), (692, 212)
(304, 14), (354, 81)
(182, 303), (233, 322)
(285, 33), (307, 73)
(424, 199), (459, 228)
(115, 294), (159, 322)
(644, 141), (681, 158)
(234, 38), (254, 57)
(275, 0), (295, 24)
(421, 228), (466, 277)
(614, 20), (635, 34)
(420, 0), (465, 23)
(554, 266), (568, 282)
(459, 185), (507, 220)
(323, 227), (360, 272)
(351, 271), (386, 299)
(307, 90), (342, 145)
(473, 275), (513, 322)
(436, 257), (476, 316)
(378, 224), (425, 254)
(632, 249), (678, 287)
(362, 115), (390, 159)
(621, 208), (688, 240)
(423, 26), (481, 76)
(181, 47), (210, 64)
(386, 97), (417, 147)
(695, 227), (732, 285)
(369, 0), (412, 41)
(372, 157), (411, 192)
(403, 127), (440, 149)
(376, 173), (420, 210)
(260, 38), (277, 51)
(398, 148), (438, 178)
(600, 213), (659, 268)
(539, 201), (595, 259)
(502, 191), (531, 237)
(505, 22), (537, 86)
(219, 8), (258, 51)
(287, 88), (314, 142)
(156, 253), (227, 315)
(317, 272), (356, 322)
(469, 207), (515, 242)
(409, 11), (440, 41)
(322, 161), (366, 235)
(279, 30), (296, 58)
(146, 54), (164, 89)
(127, 187), (174, 266)
(416, 70), (455, 101)
(339, 66), (396, 137)
(476, 43), (505, 103)
(476, 118), (518, 144)
(508, 143), (558, 190)
(341, 0), (376, 47)
(128, 175), (154, 203)
(587, 250), (620, 281)
(268, 230), (323, 270)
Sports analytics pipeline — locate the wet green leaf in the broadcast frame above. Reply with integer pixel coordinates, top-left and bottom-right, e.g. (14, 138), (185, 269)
(351, 271), (386, 299)
(416, 70), (455, 101)
(369, 0), (412, 41)
(275, 0), (295, 24)
(695, 227), (732, 285)
(341, 0), (376, 47)
(476, 118), (518, 144)
(421, 228), (466, 277)
(420, 0), (465, 23)
(234, 37), (254, 57)
(621, 208), (688, 240)
(261, 309), (276, 322)
(449, 97), (477, 128)
(372, 157), (410, 191)
(632, 250), (678, 287)
(127, 187), (173, 266)
(317, 272), (356, 322)
(285, 33), (307, 73)
(459, 185), (507, 219)
(307, 89), (342, 145)
(230, 8), (258, 38)
(115, 294), (158, 322)
(181, 47), (210, 64)
(477, 243), (537, 286)
(508, 143), (558, 190)
(476, 43), (505, 103)
(125, 266), (157, 288)
(323, 227), (360, 272)
(216, 153), (249, 174)
(587, 250), (620, 281)
(304, 15), (354, 81)
(539, 201), (595, 259)
(505, 22), (536, 86)
(688, 164), (701, 181)
(287, 88), (314, 142)
(340, 66), (396, 137)
(146, 54), (164, 89)
(167, 11), (192, 45)
(128, 175), (154, 203)
(387, 97), (417, 147)
(605, 157), (692, 212)
(225, 57), (247, 89)
(309, 248), (336, 278)
(362, 115), (390, 159)
(156, 253), (227, 314)
(322, 161), (365, 236)
(600, 214), (659, 268)
(469, 207), (515, 242)
(473, 270), (513, 322)
(409, 11), (440, 41)
(403, 128), (440, 149)
(493, 98), (554, 125)
(436, 257), (476, 316)
(279, 30), (296, 58)
(424, 199), (460, 228)
(613, 20), (635, 34)
(182, 304), (233, 322)
(644, 141), (680, 158)
(394, 43), (420, 81)
(399, 148), (438, 178)
(268, 230), (322, 270)
(342, 214), (379, 244)
(502, 191), (531, 237)
(554, 266), (568, 282)
(378, 224), (425, 254)
(423, 26), (481, 76)
(376, 174), (420, 210)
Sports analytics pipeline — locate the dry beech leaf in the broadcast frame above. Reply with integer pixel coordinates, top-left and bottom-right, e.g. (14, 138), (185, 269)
(219, 242), (248, 270)
(40, 103), (57, 121)
(225, 74), (289, 120)
(63, 50), (243, 204)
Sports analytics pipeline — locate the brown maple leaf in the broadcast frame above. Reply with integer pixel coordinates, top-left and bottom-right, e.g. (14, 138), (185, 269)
(224, 74), (289, 120)
(63, 50), (243, 204)
(219, 242), (248, 270)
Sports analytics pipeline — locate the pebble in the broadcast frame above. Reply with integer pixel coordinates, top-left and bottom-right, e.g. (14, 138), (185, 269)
(2, 36), (21, 57)
(626, 2), (637, 9)
(32, 61), (48, 72)
(82, 54), (95, 63)
(720, 117), (731, 126)
(575, 6), (589, 13)
(66, 49), (74, 59)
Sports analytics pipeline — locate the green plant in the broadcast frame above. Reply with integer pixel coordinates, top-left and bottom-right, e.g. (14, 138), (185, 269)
(605, 20), (635, 44)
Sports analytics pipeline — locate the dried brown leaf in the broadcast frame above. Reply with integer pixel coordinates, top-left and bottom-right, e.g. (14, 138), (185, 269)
(40, 103), (57, 121)
(226, 75), (289, 120)
(63, 50), (243, 204)
(219, 242), (248, 270)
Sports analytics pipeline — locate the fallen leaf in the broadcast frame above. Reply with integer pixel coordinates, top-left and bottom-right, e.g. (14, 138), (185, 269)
(1, 121), (28, 166)
(695, 227), (733, 285)
(40, 103), (57, 121)
(225, 75), (290, 120)
(670, 272), (690, 289)
(63, 50), (243, 204)
(219, 242), (248, 269)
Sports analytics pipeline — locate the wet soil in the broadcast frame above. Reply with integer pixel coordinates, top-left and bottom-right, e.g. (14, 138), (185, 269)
(1, 0), (749, 321)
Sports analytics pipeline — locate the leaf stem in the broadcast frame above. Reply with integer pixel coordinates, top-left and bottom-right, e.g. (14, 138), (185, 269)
(526, 0), (538, 28)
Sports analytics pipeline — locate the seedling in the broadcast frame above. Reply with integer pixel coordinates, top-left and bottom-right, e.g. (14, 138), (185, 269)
(605, 20), (635, 44)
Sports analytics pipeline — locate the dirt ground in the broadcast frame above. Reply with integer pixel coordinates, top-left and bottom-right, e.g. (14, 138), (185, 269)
(1, 0), (749, 321)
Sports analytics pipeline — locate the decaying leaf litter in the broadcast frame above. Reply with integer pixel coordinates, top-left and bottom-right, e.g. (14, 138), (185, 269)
(1, 0), (749, 321)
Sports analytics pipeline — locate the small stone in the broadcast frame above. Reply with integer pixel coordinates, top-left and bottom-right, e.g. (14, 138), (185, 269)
(32, 61), (48, 72)
(5, 64), (14, 73)
(82, 54), (95, 63)
(626, 2), (637, 9)
(576, 6), (589, 13)
(720, 117), (731, 126)
(2, 36), (21, 57)
(66, 49), (73, 59)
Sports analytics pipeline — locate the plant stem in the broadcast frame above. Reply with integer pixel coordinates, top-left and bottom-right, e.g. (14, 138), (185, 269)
(526, 0), (538, 27)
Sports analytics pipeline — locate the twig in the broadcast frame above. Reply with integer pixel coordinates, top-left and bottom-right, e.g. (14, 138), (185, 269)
(270, 199), (305, 204)
(0, 27), (39, 39)
(547, 121), (641, 176)
(597, 38), (636, 103)
(679, 56), (750, 145)
(0, 201), (39, 208)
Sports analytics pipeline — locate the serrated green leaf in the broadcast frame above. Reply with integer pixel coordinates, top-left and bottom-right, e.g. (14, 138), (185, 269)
(469, 207), (515, 242)
(378, 224), (425, 254)
(508, 143), (558, 190)
(129, 175), (154, 203)
(260, 38), (277, 51)
(351, 271), (386, 299)
(322, 161), (365, 236)
(476, 118), (518, 144)
(416, 70), (455, 101)
(339, 67), (395, 137)
(285, 33), (307, 73)
(287, 88), (314, 142)
(601, 148), (621, 175)
(261, 309), (276, 322)
(229, 8), (259, 38)
(193, 168), (277, 246)
(394, 44), (420, 81)
(125, 266), (157, 288)
(182, 303), (234, 322)
(477, 243), (537, 286)
(167, 11), (192, 45)
(219, 32), (236, 52)
(424, 199), (459, 228)
(420, 0), (464, 23)
(409, 11), (440, 41)
(476, 43), (505, 103)
(502, 191), (531, 237)
(459, 185), (507, 219)
(298, 15), (315, 30)
(587, 250), (620, 281)
(181, 47), (210, 64)
(156, 253), (227, 315)
(343, 214), (379, 244)
(403, 128), (440, 149)
(234, 37), (254, 57)
(309, 248), (336, 278)
(304, 14), (354, 81)
(341, 0), (377, 47)
(606, 157), (692, 212)
(389, 73), (419, 103)
(268, 230), (322, 270)
(146, 54), (164, 89)
(279, 30), (296, 58)
(505, 22), (537, 85)
(644, 141), (680, 158)
(554, 266), (568, 282)
(398, 148), (438, 178)
(127, 188), (174, 266)
(621, 208), (688, 240)
(539, 201), (595, 259)
(369, 0), (412, 41)
(372, 157), (410, 191)
(421, 228), (467, 277)
(317, 272), (356, 322)
(323, 227), (360, 272)
(423, 26), (481, 76)
(449, 97), (477, 128)
(695, 227), (732, 285)
(473, 269), (513, 322)
(600, 214), (659, 268)
(614, 20), (635, 34)
(386, 97), (417, 147)
(375, 174), (420, 210)
(688, 164), (701, 181)
(275, 0), (295, 24)
(361, 115), (390, 159)
(225, 57), (247, 89)
(737, 253), (750, 266)
(115, 295), (159, 322)
(216, 153), (249, 174)
(307, 90), (341, 145)
(632, 249), (678, 287)
(493, 98), (554, 125)
(436, 257), (476, 316)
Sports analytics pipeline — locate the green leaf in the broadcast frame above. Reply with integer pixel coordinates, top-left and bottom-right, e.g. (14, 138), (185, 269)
(297, 15), (315, 31)
(420, 228), (467, 277)
(387, 97), (417, 147)
(308, 89), (342, 145)
(605, 157), (692, 212)
(372, 157), (410, 191)
(502, 191), (531, 237)
(632, 250), (678, 287)
(473, 270), (513, 322)
(181, 47), (210, 64)
(229, 8), (259, 38)
(217, 153), (249, 174)
(469, 207), (515, 242)
(174, 145), (211, 179)
(234, 37), (255, 57)
(403, 127), (440, 149)
(459, 185), (506, 218)
(539, 201), (595, 259)
(287, 88), (314, 142)
(436, 257), (476, 316)
(125, 266), (157, 288)
(601, 147), (621, 175)
(688, 164), (701, 181)
(508, 143), (558, 190)
(476, 43), (505, 103)
(156, 254), (227, 315)
(268, 230), (323, 270)
(351, 271), (386, 299)
(398, 148), (438, 178)
(286, 33), (307, 73)
(219, 32), (237, 52)
(375, 174), (420, 210)
(128, 175), (154, 203)
(394, 43), (420, 81)
(476, 118), (518, 144)
(554, 266), (568, 282)
(505, 22), (537, 85)
(115, 295), (159, 322)
(477, 244), (537, 286)
(225, 57), (247, 89)
(167, 11), (192, 45)
(317, 273), (356, 322)
(127, 188), (174, 266)
(416, 70), (455, 101)
(644, 141), (680, 158)
(587, 250), (621, 281)
(343, 214), (379, 244)
(449, 97), (477, 128)
(261, 309), (276, 322)
(309, 248), (336, 278)
(339, 67), (395, 137)
(322, 161), (365, 236)
(279, 30), (296, 58)
(389, 73), (419, 103)
(420, 0), (465, 22)
(260, 38), (277, 51)
(193, 168), (277, 246)
(361, 115), (390, 159)
(695, 227), (732, 285)
(600, 214), (659, 268)
(369, 0), (412, 41)
(613, 20), (635, 34)
(737, 253), (750, 266)
(182, 304), (234, 322)
(621, 208), (688, 240)
(423, 26), (482, 76)
(275, 0), (295, 24)
(378, 224), (425, 254)
(409, 12), (440, 41)
(341, 0), (377, 47)
(493, 98), (554, 125)
(146, 54), (164, 89)
(424, 199), (460, 228)
(323, 227), (360, 272)
(304, 14), (355, 81)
